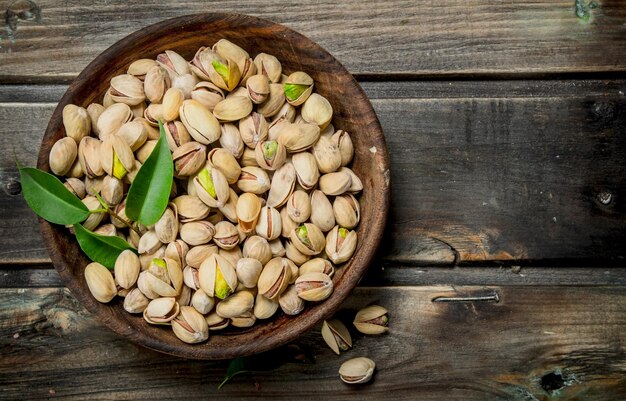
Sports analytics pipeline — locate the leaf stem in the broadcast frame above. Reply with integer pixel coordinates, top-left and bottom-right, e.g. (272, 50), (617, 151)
(89, 208), (108, 214)
(107, 208), (141, 236)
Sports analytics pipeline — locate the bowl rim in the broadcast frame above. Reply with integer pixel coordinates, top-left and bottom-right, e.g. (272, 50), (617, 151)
(38, 12), (390, 359)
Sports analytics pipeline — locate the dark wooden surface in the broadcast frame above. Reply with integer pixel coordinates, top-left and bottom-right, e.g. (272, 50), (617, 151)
(1, 1), (625, 399)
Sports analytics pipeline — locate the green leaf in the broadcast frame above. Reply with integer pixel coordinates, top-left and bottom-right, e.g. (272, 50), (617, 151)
(73, 223), (136, 269)
(125, 121), (173, 226)
(19, 167), (89, 225)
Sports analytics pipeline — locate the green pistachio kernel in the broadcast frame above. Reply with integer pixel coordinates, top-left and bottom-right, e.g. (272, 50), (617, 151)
(297, 224), (312, 247)
(112, 153), (127, 180)
(339, 228), (348, 238)
(197, 168), (217, 198)
(211, 60), (229, 83)
(283, 83), (309, 101)
(152, 258), (167, 270)
(214, 266), (232, 300)
(262, 141), (278, 161)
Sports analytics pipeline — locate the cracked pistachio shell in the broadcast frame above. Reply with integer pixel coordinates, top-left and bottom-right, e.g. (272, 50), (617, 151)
(219, 246), (243, 268)
(354, 305), (389, 335)
(268, 117), (288, 141)
(78, 137), (104, 178)
(131, 102), (146, 119)
(128, 58), (157, 80)
(189, 46), (217, 81)
(86, 103), (105, 136)
(193, 162), (230, 208)
(319, 171), (352, 196)
(279, 285), (305, 315)
(300, 258), (335, 278)
(290, 223), (325, 256)
(172, 306), (209, 344)
(272, 102), (297, 124)
(295, 272), (333, 302)
(85, 262), (116, 303)
(322, 319), (352, 355)
(226, 86), (248, 99)
(173, 141), (206, 177)
(230, 312), (256, 328)
(219, 123), (244, 159)
(254, 293), (279, 319)
(165, 239), (189, 267)
(185, 244), (218, 269)
(236, 258), (263, 288)
(333, 194), (361, 229)
(280, 207), (298, 238)
(136, 117), (160, 140)
(292, 152), (319, 190)
(63, 104), (91, 142)
(285, 240), (311, 267)
(237, 166), (270, 194)
(310, 190), (335, 232)
(213, 96), (253, 123)
(179, 99), (221, 145)
(236, 192), (262, 233)
(198, 253), (238, 299)
(64, 177), (86, 199)
(183, 266), (201, 292)
(242, 235), (272, 265)
(218, 188), (239, 224)
(287, 190), (311, 224)
(213, 221), (240, 250)
(208, 56), (241, 92)
(143, 103), (163, 127)
(66, 159), (83, 180)
(191, 81), (225, 111)
(114, 249), (140, 289)
(157, 50), (190, 77)
(176, 284), (193, 307)
(110, 74), (145, 106)
(254, 53), (282, 83)
(180, 221), (215, 246)
(255, 205), (282, 241)
(268, 238), (286, 258)
(333, 130), (354, 166)
(257, 83), (285, 118)
(149, 257), (183, 296)
(213, 39), (249, 70)
(339, 357), (376, 384)
(101, 175), (123, 206)
(171, 73), (198, 99)
(103, 87), (115, 108)
(283, 71), (314, 106)
(313, 133), (342, 174)
(138, 245), (166, 272)
(257, 257), (291, 300)
(137, 270), (159, 299)
(154, 207), (178, 244)
(216, 290), (254, 319)
(208, 148), (241, 184)
(246, 74), (270, 104)
(240, 147), (258, 167)
(162, 87), (184, 121)
(340, 167), (364, 194)
(136, 139), (157, 164)
(239, 112), (269, 149)
(301, 93), (333, 129)
(172, 195), (210, 222)
(144, 297), (180, 325)
(123, 288), (150, 314)
(144, 65), (170, 103)
(93, 224), (118, 237)
(267, 162), (296, 208)
(164, 120), (191, 151)
(49, 137), (77, 176)
(117, 120), (147, 151)
(206, 311), (230, 331)
(101, 135), (135, 180)
(325, 226), (357, 264)
(191, 289), (215, 315)
(277, 122), (320, 153)
(81, 196), (105, 231)
(255, 140), (286, 171)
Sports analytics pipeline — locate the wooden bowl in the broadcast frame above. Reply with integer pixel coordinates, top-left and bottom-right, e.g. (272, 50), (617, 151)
(37, 13), (389, 360)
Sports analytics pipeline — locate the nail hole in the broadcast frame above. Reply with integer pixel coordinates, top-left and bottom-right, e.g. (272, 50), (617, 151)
(4, 179), (21, 195)
(597, 190), (613, 205)
(540, 372), (565, 393)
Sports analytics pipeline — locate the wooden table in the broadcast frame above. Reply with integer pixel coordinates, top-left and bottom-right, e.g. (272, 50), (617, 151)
(1, 1), (625, 399)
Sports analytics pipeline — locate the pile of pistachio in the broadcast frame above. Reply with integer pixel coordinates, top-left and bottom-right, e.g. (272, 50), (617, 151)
(50, 39), (363, 344)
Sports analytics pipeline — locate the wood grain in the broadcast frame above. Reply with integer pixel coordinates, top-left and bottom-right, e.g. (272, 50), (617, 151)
(2, 80), (625, 265)
(0, 286), (624, 400)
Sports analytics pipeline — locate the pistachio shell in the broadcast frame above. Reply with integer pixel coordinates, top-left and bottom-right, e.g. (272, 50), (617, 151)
(171, 73), (198, 99)
(301, 93), (333, 129)
(230, 312), (256, 328)
(219, 123), (244, 158)
(333, 130), (354, 166)
(255, 205), (282, 241)
(295, 272), (333, 302)
(144, 65), (171, 103)
(287, 190), (311, 224)
(185, 244), (218, 268)
(81, 196), (106, 230)
(283, 71), (314, 106)
(193, 162), (230, 208)
(206, 311), (230, 330)
(157, 50), (190, 77)
(198, 254), (238, 299)
(300, 258), (335, 278)
(319, 171), (352, 196)
(321, 319), (352, 354)
(128, 59), (158, 80)
(78, 137), (104, 178)
(308, 190), (335, 232)
(135, 139), (157, 164)
(277, 122), (320, 153)
(236, 192), (262, 233)
(213, 96), (253, 122)
(172, 195), (210, 222)
(86, 103), (104, 136)
(284, 240), (311, 266)
(246, 74), (270, 104)
(179, 99), (221, 145)
(292, 152), (319, 190)
(254, 53), (282, 83)
(154, 207), (178, 244)
(353, 305), (389, 335)
(173, 141), (206, 177)
(213, 221), (240, 250)
(144, 297), (180, 325)
(325, 226), (358, 264)
(63, 104), (91, 142)
(208, 148), (241, 184)
(257, 257), (291, 299)
(280, 207), (299, 239)
(333, 193), (361, 229)
(266, 162), (296, 208)
(255, 140), (286, 171)
(218, 246), (243, 268)
(101, 175), (123, 206)
(312, 134), (342, 173)
(257, 83), (285, 118)
(339, 357), (376, 384)
(218, 188), (239, 223)
(101, 135), (135, 180)
(161, 87), (184, 121)
(179, 221), (215, 246)
(237, 166), (271, 194)
(84, 262), (117, 303)
(172, 306), (209, 343)
(123, 288), (150, 313)
(236, 258), (263, 288)
(216, 290), (254, 318)
(49, 137), (78, 176)
(191, 289), (215, 314)
(183, 266), (201, 290)
(117, 120), (148, 151)
(340, 167), (364, 193)
(290, 223), (326, 256)
(268, 238), (286, 258)
(239, 112), (269, 149)
(64, 177), (86, 199)
(143, 103), (163, 127)
(110, 74), (146, 106)
(191, 81), (225, 111)
(165, 239), (189, 266)
(242, 235), (272, 265)
(253, 293), (279, 319)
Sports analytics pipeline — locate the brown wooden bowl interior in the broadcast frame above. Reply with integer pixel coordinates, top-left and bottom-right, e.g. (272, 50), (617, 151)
(37, 13), (389, 360)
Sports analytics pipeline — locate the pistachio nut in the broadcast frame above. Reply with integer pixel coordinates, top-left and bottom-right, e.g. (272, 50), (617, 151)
(257, 83), (286, 118)
(236, 223), (250, 243)
(84, 262), (117, 303)
(206, 311), (230, 331)
(295, 272), (333, 302)
(191, 289), (215, 315)
(123, 288), (150, 314)
(138, 245), (166, 272)
(101, 135), (135, 180)
(218, 188), (239, 223)
(208, 148), (241, 184)
(177, 284), (193, 307)
(239, 112), (268, 149)
(114, 249), (140, 289)
(165, 238), (189, 266)
(266, 162), (296, 208)
(189, 46), (216, 80)
(290, 223), (325, 256)
(340, 167), (364, 193)
(308, 190), (335, 232)
(319, 171), (352, 196)
(163, 120), (190, 151)
(81, 196), (106, 231)
(156, 50), (190, 77)
(143, 103), (163, 127)
(219, 123), (244, 158)
(213, 39), (249, 71)
(255, 205), (281, 241)
(291, 153), (318, 191)
(193, 162), (230, 208)
(254, 140), (286, 171)
(93, 223), (118, 237)
(137, 270), (159, 299)
(49, 137), (78, 176)
(257, 257), (291, 299)
(325, 226), (357, 264)
(101, 175), (124, 206)
(216, 290), (254, 319)
(279, 285), (305, 315)
(333, 194), (361, 229)
(280, 207), (298, 238)
(143, 297), (180, 325)
(287, 190), (311, 224)
(332, 130), (354, 166)
(198, 253), (238, 299)
(173, 141), (206, 177)
(179, 221), (215, 246)
(213, 221), (240, 250)
(179, 99), (221, 145)
(268, 238), (286, 258)
(86, 103), (105, 136)
(184, 244), (217, 269)
(230, 312), (256, 328)
(109, 74), (145, 106)
(236, 192), (262, 233)
(284, 240), (311, 266)
(240, 148), (259, 167)
(353, 305), (389, 335)
(138, 230), (162, 254)
(63, 104), (91, 142)
(171, 73), (198, 99)
(145, 257), (183, 296)
(339, 357), (375, 384)
(162, 87), (184, 121)
(64, 177), (86, 199)
(242, 235), (272, 265)
(109, 197), (128, 228)
(154, 207), (178, 244)
(246, 74), (270, 104)
(207, 54), (241, 91)
(283, 71), (314, 106)
(136, 139), (158, 164)
(300, 258), (335, 278)
(301, 93), (333, 129)
(190, 81), (224, 111)
(117, 120), (148, 151)
(272, 103), (297, 125)
(103, 87), (115, 108)
(237, 166), (270, 194)
(123, 160), (142, 185)
(235, 258), (263, 288)
(172, 195), (210, 222)
(254, 53), (282, 83)
(313, 133), (342, 174)
(128, 58), (157, 80)
(141, 65), (169, 103)
(218, 246), (243, 268)
(321, 319), (352, 355)
(172, 306), (209, 344)
(130, 102), (146, 119)
(267, 117), (288, 141)
(78, 137), (104, 178)
(213, 96), (253, 122)
(277, 122), (320, 152)
(254, 293), (279, 319)
(67, 158), (84, 179)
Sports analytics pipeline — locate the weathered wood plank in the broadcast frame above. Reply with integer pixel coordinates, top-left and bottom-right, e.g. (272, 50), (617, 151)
(2, 80), (626, 265)
(0, 287), (624, 400)
(0, 1), (625, 82)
